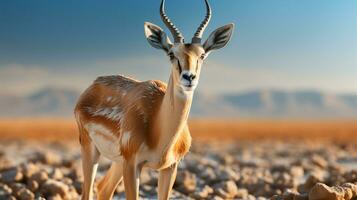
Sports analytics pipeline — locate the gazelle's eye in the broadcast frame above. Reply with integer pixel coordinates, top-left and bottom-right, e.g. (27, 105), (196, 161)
(168, 52), (175, 60)
(200, 53), (206, 60)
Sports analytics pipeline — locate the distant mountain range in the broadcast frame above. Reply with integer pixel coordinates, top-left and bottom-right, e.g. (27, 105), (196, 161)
(1, 87), (357, 118)
(192, 90), (357, 118)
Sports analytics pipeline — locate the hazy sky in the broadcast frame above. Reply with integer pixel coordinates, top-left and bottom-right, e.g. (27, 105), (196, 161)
(1, 0), (356, 95)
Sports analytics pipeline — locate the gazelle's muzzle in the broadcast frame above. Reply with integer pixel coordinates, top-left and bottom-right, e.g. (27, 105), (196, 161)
(180, 71), (198, 91)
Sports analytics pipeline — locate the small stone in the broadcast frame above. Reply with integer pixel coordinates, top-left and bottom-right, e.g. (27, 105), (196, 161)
(213, 180), (238, 199)
(199, 167), (217, 183)
(257, 197), (268, 200)
(174, 170), (197, 194)
(62, 177), (73, 185)
(290, 166), (304, 178)
(344, 170), (357, 183)
(65, 186), (79, 199)
(16, 188), (35, 200)
(31, 152), (62, 165)
(218, 154), (235, 165)
(217, 166), (240, 181)
(193, 185), (213, 199)
(0, 167), (23, 183)
(247, 194), (256, 200)
(8, 183), (26, 195)
(309, 183), (346, 200)
(280, 189), (307, 200)
(47, 194), (63, 200)
(29, 171), (49, 185)
(236, 188), (249, 199)
(22, 163), (40, 178)
(298, 173), (323, 193)
(342, 183), (357, 197)
(1, 195), (16, 200)
(0, 183), (12, 200)
(67, 167), (82, 181)
(212, 196), (224, 200)
(141, 185), (156, 195)
(0, 183), (12, 194)
(50, 168), (64, 180)
(27, 180), (39, 192)
(311, 155), (328, 169)
(0, 157), (13, 171)
(140, 170), (153, 185)
(40, 179), (69, 198)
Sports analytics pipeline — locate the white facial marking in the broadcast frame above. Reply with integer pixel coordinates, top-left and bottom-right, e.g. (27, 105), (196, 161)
(106, 96), (113, 102)
(175, 87), (194, 99)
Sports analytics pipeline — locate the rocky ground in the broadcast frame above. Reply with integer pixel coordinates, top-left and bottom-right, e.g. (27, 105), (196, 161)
(0, 139), (356, 200)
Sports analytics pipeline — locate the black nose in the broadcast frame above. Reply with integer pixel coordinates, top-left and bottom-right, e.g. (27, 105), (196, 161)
(182, 74), (196, 82)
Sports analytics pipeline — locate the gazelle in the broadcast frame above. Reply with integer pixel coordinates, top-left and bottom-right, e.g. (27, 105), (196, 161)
(74, 0), (234, 199)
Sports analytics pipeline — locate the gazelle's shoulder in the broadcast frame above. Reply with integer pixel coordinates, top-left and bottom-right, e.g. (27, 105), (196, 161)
(138, 80), (167, 98)
(147, 80), (167, 93)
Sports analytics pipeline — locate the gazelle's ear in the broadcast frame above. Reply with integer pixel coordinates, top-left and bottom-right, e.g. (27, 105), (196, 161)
(144, 22), (172, 52)
(203, 23), (234, 53)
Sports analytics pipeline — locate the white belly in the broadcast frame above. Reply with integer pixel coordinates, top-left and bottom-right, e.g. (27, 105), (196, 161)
(85, 123), (122, 162)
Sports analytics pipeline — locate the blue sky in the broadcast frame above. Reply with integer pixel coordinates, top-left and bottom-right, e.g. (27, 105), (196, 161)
(0, 0), (356, 95)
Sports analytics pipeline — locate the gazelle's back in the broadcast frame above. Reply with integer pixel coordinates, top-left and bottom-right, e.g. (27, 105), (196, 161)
(75, 75), (167, 159)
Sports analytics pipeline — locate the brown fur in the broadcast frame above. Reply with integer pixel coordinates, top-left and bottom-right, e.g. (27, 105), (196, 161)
(75, 75), (190, 160)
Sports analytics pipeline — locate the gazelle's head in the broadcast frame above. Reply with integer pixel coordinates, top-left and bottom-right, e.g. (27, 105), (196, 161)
(144, 0), (234, 93)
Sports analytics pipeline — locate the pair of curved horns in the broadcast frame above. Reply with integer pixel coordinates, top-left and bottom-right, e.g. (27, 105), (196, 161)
(160, 0), (211, 44)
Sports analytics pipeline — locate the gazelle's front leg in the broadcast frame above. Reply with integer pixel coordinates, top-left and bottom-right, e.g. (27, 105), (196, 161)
(123, 158), (141, 200)
(158, 162), (178, 200)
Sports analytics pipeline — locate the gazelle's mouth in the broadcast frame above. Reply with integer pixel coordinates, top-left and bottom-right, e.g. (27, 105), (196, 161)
(181, 84), (196, 92)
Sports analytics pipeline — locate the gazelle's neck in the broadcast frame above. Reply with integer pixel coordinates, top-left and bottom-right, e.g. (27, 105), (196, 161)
(155, 72), (193, 148)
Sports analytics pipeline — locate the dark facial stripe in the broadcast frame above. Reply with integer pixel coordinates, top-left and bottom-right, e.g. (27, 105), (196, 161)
(177, 60), (182, 74)
(196, 60), (199, 72)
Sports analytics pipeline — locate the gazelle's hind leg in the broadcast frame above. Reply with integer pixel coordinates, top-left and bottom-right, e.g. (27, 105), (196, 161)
(97, 161), (123, 200)
(80, 133), (100, 200)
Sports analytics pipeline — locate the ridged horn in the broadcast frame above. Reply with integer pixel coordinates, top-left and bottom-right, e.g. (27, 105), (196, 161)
(192, 0), (212, 44)
(160, 0), (184, 43)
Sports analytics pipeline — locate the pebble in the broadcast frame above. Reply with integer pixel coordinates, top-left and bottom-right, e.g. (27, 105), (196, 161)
(309, 183), (357, 200)
(0, 167), (23, 183)
(199, 167), (217, 183)
(0, 183), (12, 195)
(175, 170), (197, 194)
(213, 180), (239, 199)
(15, 188), (35, 200)
(29, 171), (49, 185)
(298, 173), (323, 193)
(21, 163), (40, 178)
(217, 166), (240, 181)
(193, 185), (213, 199)
(27, 180), (39, 192)
(311, 155), (328, 169)
(40, 179), (69, 198)
(50, 168), (64, 180)
(31, 152), (62, 166)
